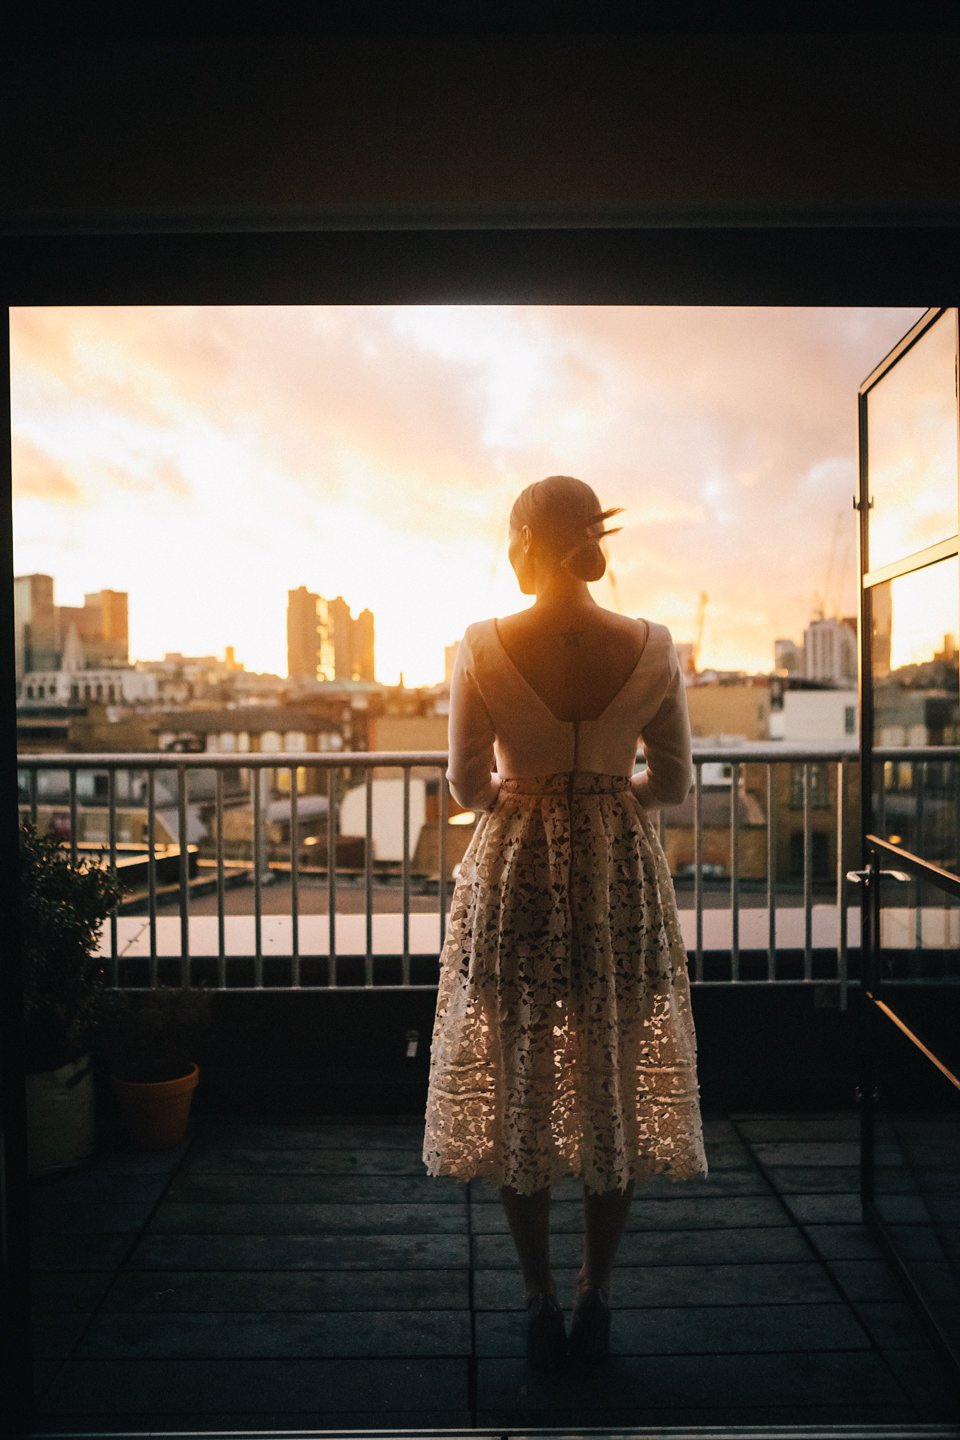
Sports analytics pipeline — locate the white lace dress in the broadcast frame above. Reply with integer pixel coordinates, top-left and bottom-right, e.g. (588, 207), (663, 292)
(422, 616), (708, 1196)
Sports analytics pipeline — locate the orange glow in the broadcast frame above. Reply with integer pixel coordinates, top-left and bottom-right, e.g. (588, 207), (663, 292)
(10, 305), (926, 685)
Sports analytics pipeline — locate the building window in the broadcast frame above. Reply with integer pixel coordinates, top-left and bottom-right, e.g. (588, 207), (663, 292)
(844, 705), (856, 734)
(789, 762), (828, 809)
(26, 685), (34, 698)
(789, 829), (830, 877)
(38, 684), (45, 698)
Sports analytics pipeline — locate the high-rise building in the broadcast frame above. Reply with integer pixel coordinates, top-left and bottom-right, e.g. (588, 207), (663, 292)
(287, 586), (336, 682)
(328, 595), (351, 679)
(803, 616), (858, 684)
(774, 637), (804, 676)
(86, 588), (129, 665)
(57, 588), (129, 668)
(14, 574), (58, 680)
(353, 608), (375, 681)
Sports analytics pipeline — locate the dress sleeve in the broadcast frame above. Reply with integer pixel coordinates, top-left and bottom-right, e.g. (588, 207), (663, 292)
(631, 631), (693, 809)
(446, 626), (501, 811)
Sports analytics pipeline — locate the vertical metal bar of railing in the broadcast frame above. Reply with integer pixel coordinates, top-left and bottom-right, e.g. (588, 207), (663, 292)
(327, 766), (337, 987)
(364, 769), (374, 986)
(438, 770), (448, 948)
(29, 765), (37, 826)
(802, 761), (812, 980)
(837, 758), (848, 1010)
(177, 763), (189, 987)
(290, 769), (300, 988)
(216, 767), (225, 988)
(915, 760), (925, 953)
(730, 762), (740, 981)
(147, 767), (157, 989)
(402, 765), (411, 986)
(108, 767), (118, 983)
(878, 759), (887, 838)
(252, 767), (263, 988)
(766, 763), (776, 981)
(694, 761), (703, 981)
(68, 766), (78, 863)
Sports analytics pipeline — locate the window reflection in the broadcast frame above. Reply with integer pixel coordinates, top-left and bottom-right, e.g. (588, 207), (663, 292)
(871, 560), (960, 869)
(866, 309), (958, 572)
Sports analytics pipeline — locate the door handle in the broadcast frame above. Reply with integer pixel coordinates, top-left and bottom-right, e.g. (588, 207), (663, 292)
(846, 868), (912, 884)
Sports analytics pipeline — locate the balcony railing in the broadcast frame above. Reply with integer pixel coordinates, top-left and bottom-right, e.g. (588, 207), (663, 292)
(17, 746), (959, 1005)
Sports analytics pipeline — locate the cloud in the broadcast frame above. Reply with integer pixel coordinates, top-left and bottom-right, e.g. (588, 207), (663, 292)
(11, 432), (86, 505)
(9, 303), (928, 678)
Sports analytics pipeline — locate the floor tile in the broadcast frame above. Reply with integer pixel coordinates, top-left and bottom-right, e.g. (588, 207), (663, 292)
(474, 1223), (812, 1269)
(76, 1308), (472, 1358)
(765, 1165), (915, 1194)
(127, 1230), (469, 1270)
(29, 1233), (133, 1272)
(165, 1172), (462, 1203)
(40, 1357), (469, 1415)
(147, 1200), (467, 1234)
(476, 1301), (869, 1356)
(474, 1262), (838, 1309)
(188, 1145), (426, 1175)
(29, 1272), (117, 1314)
(882, 1347), (960, 1415)
(476, 1348), (906, 1410)
(104, 1268), (468, 1311)
(30, 1312), (94, 1359)
(192, 1121), (424, 1150)
(470, 1193), (789, 1232)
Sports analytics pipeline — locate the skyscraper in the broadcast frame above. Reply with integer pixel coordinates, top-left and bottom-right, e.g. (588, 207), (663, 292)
(57, 589), (129, 668)
(353, 608), (375, 682)
(14, 574), (58, 680)
(287, 586), (336, 682)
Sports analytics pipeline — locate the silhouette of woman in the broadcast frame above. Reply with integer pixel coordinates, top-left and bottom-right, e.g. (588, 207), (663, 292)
(423, 475), (707, 1368)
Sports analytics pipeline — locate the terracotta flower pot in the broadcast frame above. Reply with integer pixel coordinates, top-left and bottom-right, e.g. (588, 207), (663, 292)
(111, 1063), (199, 1149)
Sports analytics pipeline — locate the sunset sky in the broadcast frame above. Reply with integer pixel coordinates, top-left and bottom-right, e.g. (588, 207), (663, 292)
(10, 304), (924, 686)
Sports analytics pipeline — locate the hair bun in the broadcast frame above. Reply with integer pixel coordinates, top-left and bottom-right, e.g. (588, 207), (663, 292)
(564, 540), (606, 582)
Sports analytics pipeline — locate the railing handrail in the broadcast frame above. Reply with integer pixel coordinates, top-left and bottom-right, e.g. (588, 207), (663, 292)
(17, 743), (960, 769)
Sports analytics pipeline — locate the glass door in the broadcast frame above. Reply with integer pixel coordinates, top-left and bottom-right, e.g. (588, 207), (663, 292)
(857, 306), (960, 1376)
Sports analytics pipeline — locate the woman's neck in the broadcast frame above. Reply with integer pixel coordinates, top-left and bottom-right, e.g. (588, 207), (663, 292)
(533, 570), (594, 611)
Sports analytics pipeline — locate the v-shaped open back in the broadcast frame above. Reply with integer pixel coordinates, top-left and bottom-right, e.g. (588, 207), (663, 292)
(492, 616), (650, 725)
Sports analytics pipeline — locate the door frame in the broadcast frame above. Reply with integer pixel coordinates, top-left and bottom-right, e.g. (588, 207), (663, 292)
(855, 303), (960, 1381)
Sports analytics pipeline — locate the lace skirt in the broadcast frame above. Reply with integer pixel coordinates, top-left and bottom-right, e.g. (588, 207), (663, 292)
(422, 772), (708, 1196)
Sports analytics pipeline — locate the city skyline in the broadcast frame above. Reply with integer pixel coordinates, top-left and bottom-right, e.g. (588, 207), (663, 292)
(11, 304), (924, 684)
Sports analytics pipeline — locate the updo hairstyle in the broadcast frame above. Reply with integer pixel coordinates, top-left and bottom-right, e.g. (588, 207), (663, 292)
(509, 475), (623, 583)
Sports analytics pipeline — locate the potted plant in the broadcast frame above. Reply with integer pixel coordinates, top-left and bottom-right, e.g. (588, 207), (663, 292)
(18, 820), (123, 1177)
(91, 984), (214, 1149)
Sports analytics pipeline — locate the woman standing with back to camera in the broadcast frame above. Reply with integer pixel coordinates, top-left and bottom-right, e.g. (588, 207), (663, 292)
(422, 475), (707, 1369)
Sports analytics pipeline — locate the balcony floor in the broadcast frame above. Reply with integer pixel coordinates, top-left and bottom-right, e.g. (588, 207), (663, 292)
(26, 1107), (959, 1433)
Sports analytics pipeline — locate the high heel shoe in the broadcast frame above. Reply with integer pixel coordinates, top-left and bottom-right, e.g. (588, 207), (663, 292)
(526, 1290), (567, 1370)
(568, 1282), (611, 1362)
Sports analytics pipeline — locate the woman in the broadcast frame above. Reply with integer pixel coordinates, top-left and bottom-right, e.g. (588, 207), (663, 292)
(422, 475), (707, 1369)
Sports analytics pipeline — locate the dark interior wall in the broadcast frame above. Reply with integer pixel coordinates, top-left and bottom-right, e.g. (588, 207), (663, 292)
(3, 20), (960, 235)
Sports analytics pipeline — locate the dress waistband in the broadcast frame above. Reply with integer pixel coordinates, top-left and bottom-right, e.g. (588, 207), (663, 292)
(499, 771), (631, 796)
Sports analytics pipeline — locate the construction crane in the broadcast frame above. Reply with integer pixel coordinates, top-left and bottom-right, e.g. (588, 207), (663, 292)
(815, 512), (845, 621)
(691, 591), (708, 675)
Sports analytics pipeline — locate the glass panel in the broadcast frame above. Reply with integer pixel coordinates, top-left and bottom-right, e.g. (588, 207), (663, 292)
(870, 867), (960, 1358)
(871, 559), (960, 870)
(878, 871), (960, 984)
(866, 309), (958, 572)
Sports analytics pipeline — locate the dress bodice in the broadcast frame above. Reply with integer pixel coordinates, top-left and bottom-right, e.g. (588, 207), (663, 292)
(446, 616), (693, 812)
